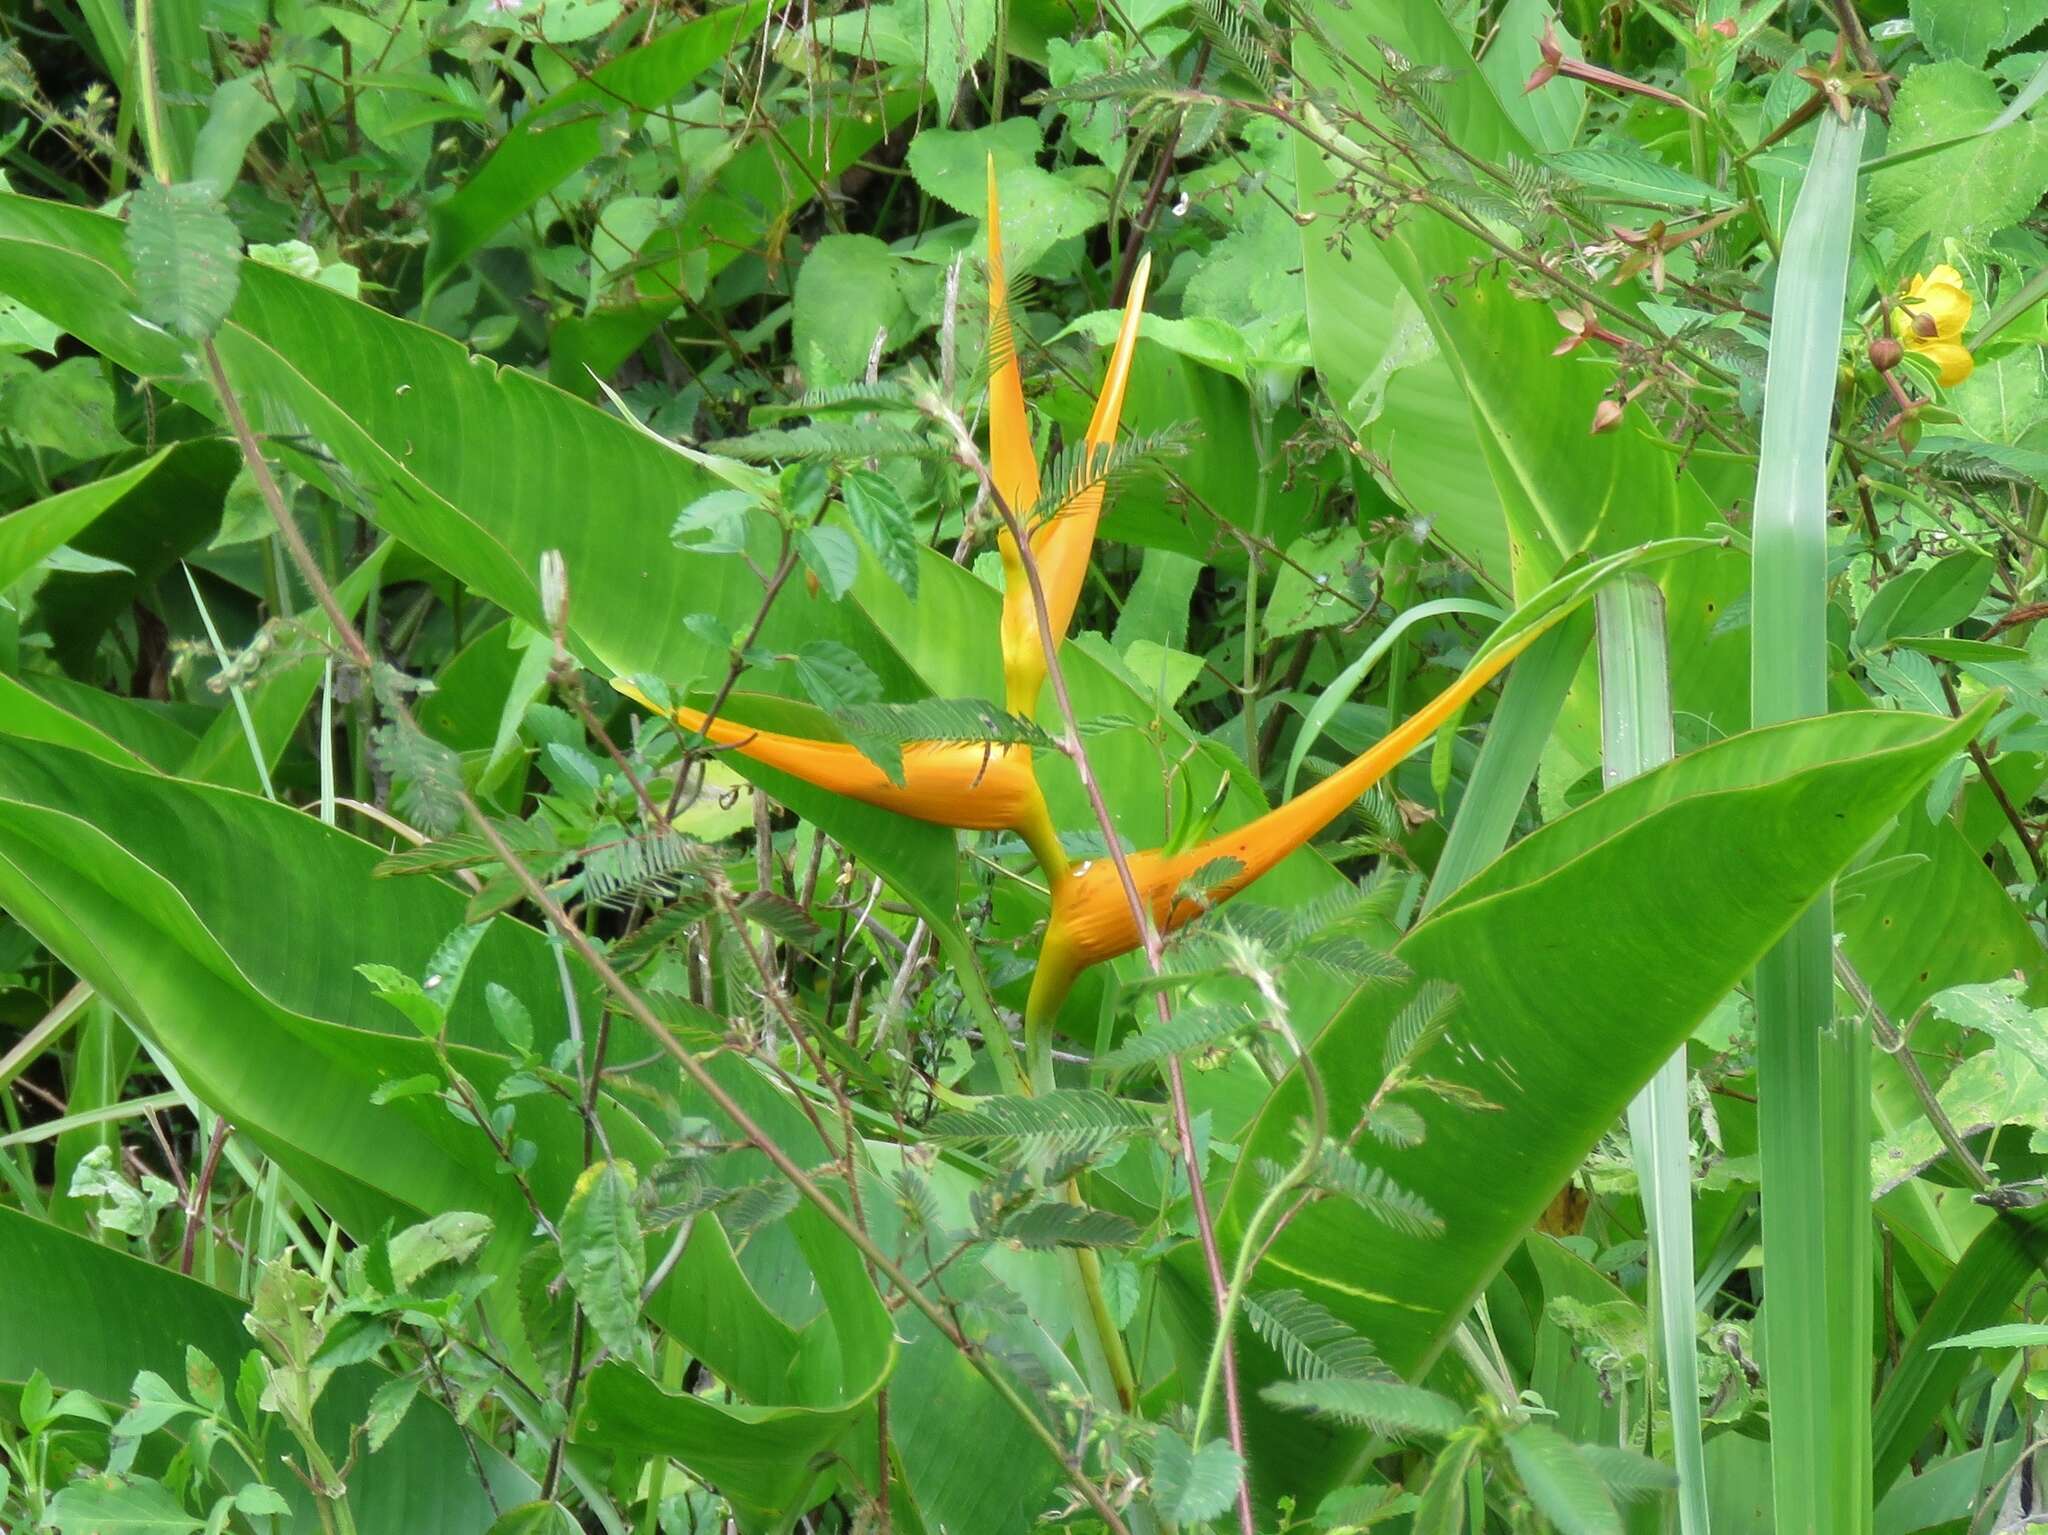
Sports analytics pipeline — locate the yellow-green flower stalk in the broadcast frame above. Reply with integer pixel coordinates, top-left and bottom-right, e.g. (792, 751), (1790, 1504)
(1893, 265), (1973, 387)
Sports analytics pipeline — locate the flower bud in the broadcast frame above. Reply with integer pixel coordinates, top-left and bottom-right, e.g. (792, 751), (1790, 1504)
(1868, 335), (1902, 372)
(1589, 398), (1625, 434)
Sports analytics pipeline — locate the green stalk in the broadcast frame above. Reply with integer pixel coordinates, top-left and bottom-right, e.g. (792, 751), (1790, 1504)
(1749, 109), (1868, 1535)
(1597, 577), (1708, 1535)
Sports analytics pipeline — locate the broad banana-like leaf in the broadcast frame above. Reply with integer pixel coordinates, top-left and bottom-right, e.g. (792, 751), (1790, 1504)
(1206, 703), (1992, 1503)
(0, 190), (962, 931)
(0, 740), (890, 1519)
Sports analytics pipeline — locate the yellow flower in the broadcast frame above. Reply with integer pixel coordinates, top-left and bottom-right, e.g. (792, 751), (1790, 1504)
(1023, 619), (1553, 1030)
(990, 156), (1152, 717)
(1893, 265), (1973, 387)
(613, 682), (1066, 875)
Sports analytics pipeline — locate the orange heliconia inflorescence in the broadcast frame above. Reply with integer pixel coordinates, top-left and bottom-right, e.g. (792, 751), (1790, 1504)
(622, 162), (1552, 1072)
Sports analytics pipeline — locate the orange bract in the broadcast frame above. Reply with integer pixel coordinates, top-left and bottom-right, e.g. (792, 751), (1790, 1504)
(1025, 620), (1551, 1022)
(614, 681), (1065, 874)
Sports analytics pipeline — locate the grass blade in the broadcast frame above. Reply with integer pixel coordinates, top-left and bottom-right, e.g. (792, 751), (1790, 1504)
(1597, 576), (1707, 1535)
(181, 563), (275, 801)
(1750, 109), (1869, 1535)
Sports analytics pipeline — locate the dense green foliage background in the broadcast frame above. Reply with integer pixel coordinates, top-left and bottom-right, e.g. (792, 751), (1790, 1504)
(5, 0), (2048, 1532)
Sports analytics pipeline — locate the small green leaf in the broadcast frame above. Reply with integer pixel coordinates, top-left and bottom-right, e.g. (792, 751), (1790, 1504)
(797, 525), (860, 601)
(20, 1368), (52, 1431)
(1933, 1321), (2048, 1349)
(1546, 145), (1736, 209)
(671, 490), (754, 554)
(311, 1314), (395, 1368)
(356, 963), (444, 1037)
(994, 1201), (1141, 1249)
(486, 982), (534, 1055)
(842, 469), (920, 598)
(485, 1502), (584, 1535)
(184, 1347), (224, 1413)
(1150, 1431), (1244, 1526)
(791, 640), (884, 726)
(1411, 1432), (1481, 1535)
(370, 1073), (442, 1105)
(47, 1474), (203, 1534)
(116, 1371), (198, 1437)
(1503, 1423), (1624, 1535)
(1261, 1377), (1463, 1439)
(231, 1483), (291, 1516)
(386, 1211), (493, 1287)
(365, 1374), (422, 1453)
(124, 179), (242, 343)
(561, 1160), (646, 1361)
(792, 233), (912, 385)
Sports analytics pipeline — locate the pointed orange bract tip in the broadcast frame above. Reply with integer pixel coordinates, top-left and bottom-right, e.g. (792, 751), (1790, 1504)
(996, 250), (1154, 716)
(987, 158), (1039, 525)
(1026, 617), (1551, 1018)
(1032, 252), (1152, 655)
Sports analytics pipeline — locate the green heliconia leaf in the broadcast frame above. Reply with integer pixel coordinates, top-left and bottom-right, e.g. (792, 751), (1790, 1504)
(1751, 109), (1869, 1535)
(1504, 1423), (1625, 1535)
(1296, 0), (1752, 760)
(1206, 702), (1994, 1505)
(560, 1161), (646, 1361)
(1149, 1431), (1245, 1526)
(0, 190), (966, 934)
(0, 446), (181, 590)
(1873, 1207), (2048, 1498)
(123, 179), (240, 343)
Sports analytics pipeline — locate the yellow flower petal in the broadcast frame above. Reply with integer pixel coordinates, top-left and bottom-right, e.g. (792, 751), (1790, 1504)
(1919, 338), (1974, 387)
(1030, 252), (1152, 659)
(614, 679), (1065, 872)
(1896, 267), (1974, 347)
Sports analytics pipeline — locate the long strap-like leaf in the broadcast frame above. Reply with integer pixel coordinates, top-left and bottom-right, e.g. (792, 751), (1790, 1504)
(1598, 575), (1708, 1535)
(1750, 108), (1870, 1535)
